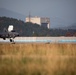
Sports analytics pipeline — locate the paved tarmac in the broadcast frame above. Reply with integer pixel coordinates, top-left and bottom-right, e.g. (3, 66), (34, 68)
(0, 37), (76, 43)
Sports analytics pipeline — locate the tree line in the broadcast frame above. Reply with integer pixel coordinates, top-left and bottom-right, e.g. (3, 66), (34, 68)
(0, 17), (76, 36)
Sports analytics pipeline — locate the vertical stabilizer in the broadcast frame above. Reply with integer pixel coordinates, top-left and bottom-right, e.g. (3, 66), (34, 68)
(8, 25), (14, 32)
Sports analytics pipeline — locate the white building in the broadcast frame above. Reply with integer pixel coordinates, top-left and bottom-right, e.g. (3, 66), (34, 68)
(25, 16), (50, 29)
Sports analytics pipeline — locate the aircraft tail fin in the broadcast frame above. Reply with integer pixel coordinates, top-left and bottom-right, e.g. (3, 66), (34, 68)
(8, 25), (14, 32)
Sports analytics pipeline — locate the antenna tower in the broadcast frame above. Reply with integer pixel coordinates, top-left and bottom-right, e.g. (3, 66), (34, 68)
(29, 12), (31, 22)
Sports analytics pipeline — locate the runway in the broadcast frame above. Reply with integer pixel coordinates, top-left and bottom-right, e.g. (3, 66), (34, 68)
(0, 37), (76, 43)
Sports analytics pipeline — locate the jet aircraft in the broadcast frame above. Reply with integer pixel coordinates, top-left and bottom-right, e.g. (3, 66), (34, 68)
(0, 25), (19, 43)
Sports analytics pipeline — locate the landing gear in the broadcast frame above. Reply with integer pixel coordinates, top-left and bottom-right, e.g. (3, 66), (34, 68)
(3, 38), (6, 40)
(10, 38), (15, 44)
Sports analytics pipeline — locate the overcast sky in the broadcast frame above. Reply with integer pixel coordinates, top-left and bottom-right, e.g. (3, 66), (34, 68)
(0, 0), (76, 28)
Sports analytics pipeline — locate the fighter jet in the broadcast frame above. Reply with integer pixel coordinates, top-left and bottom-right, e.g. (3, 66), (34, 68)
(0, 25), (19, 43)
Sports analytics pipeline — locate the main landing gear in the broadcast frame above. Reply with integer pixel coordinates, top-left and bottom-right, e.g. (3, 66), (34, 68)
(10, 38), (15, 44)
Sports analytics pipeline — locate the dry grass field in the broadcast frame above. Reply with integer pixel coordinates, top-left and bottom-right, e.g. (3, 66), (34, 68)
(0, 43), (76, 75)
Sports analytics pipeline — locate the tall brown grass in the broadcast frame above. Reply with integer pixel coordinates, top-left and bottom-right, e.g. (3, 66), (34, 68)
(0, 43), (76, 75)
